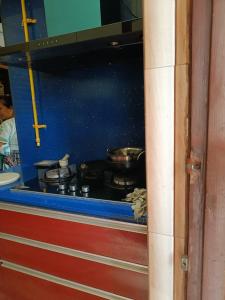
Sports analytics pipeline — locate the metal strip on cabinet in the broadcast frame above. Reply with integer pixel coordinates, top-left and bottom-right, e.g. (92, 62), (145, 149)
(0, 202), (147, 234)
(0, 233), (148, 274)
(0, 260), (132, 300)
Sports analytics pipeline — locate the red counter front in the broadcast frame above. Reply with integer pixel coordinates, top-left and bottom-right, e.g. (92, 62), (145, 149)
(0, 202), (148, 300)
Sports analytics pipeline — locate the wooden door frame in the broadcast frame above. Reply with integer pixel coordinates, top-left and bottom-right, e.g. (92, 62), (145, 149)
(187, 1), (212, 299)
(201, 1), (225, 298)
(144, 1), (223, 298)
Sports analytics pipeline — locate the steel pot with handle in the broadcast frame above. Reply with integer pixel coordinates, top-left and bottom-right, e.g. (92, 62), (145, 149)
(107, 147), (145, 170)
(107, 147), (145, 161)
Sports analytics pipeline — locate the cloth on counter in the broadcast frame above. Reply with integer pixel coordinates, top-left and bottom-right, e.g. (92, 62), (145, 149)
(124, 188), (147, 220)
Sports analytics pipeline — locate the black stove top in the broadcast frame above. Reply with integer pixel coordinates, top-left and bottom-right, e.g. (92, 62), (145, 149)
(13, 160), (146, 202)
(14, 177), (137, 202)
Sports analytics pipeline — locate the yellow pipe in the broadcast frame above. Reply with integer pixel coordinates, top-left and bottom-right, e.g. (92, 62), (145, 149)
(21, 0), (46, 147)
(21, 0), (29, 42)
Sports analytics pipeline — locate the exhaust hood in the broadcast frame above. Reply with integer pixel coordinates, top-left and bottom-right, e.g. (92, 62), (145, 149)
(0, 18), (142, 72)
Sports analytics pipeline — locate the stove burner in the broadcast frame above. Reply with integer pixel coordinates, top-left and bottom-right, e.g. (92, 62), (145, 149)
(41, 176), (72, 186)
(105, 181), (135, 191)
(41, 166), (74, 186)
(104, 169), (138, 191)
(46, 168), (70, 179)
(113, 175), (135, 186)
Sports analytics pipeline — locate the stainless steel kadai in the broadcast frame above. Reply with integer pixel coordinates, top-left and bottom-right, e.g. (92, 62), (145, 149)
(107, 147), (144, 162)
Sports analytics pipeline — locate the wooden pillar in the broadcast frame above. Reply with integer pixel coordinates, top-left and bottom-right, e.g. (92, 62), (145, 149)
(144, 0), (190, 299)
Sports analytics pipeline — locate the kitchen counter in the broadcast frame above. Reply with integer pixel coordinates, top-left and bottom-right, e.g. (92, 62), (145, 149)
(0, 172), (148, 300)
(0, 167), (146, 224)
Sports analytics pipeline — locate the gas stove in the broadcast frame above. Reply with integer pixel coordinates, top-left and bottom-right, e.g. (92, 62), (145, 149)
(14, 176), (135, 202)
(13, 160), (145, 202)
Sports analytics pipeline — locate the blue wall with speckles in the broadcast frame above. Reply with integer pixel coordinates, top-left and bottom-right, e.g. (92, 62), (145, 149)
(1, 0), (145, 181)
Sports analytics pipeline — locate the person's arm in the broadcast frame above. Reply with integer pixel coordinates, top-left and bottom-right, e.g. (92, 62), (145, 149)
(0, 121), (10, 154)
(0, 142), (6, 148)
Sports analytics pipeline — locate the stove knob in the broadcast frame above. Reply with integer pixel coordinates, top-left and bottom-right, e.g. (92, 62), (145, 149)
(82, 185), (90, 193)
(82, 192), (89, 198)
(59, 190), (66, 195)
(70, 191), (77, 197)
(58, 183), (66, 190)
(69, 183), (78, 192)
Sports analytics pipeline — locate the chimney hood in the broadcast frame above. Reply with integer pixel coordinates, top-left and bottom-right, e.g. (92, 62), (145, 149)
(0, 18), (142, 72)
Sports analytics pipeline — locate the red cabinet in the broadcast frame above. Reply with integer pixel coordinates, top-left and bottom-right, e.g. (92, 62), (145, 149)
(0, 268), (105, 300)
(0, 203), (148, 300)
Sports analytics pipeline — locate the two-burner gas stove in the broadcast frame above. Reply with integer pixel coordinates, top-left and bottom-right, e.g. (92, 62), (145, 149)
(13, 160), (146, 202)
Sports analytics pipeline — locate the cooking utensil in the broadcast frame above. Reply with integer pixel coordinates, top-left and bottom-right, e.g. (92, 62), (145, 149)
(107, 147), (145, 162)
(106, 147), (145, 170)
(106, 159), (141, 170)
(59, 154), (70, 168)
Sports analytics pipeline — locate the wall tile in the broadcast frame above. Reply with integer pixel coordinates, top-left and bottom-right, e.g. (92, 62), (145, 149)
(149, 232), (174, 300)
(145, 67), (174, 236)
(144, 0), (175, 69)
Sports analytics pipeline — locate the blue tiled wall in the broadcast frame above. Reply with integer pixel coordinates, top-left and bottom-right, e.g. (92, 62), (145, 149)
(1, 0), (145, 181)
